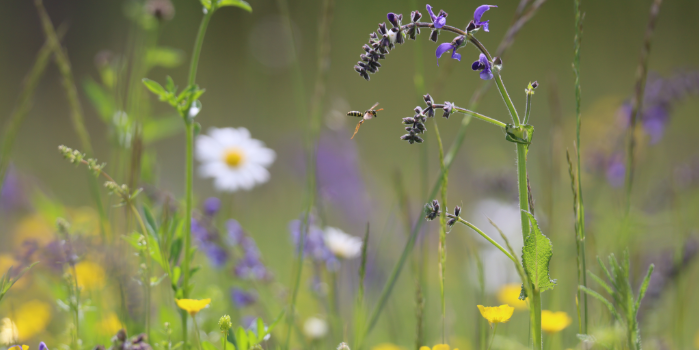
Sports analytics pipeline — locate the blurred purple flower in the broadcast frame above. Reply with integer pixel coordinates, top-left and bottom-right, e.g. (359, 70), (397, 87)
(316, 129), (369, 223)
(426, 4), (446, 29)
(606, 153), (626, 188)
(231, 288), (258, 308)
(473, 5), (497, 32)
(289, 216), (338, 270)
(203, 197), (221, 216)
(1, 166), (27, 212)
(225, 219), (270, 280)
(226, 219), (245, 246)
(39, 342), (48, 350)
(191, 216), (228, 268)
(619, 71), (698, 144)
(471, 53), (493, 80)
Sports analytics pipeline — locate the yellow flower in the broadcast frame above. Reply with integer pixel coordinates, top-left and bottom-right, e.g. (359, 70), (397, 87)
(371, 344), (404, 350)
(176, 298), (211, 316)
(541, 310), (571, 334)
(477, 304), (515, 324)
(419, 345), (458, 350)
(74, 261), (106, 290)
(13, 214), (53, 245)
(8, 345), (28, 350)
(496, 284), (528, 310)
(0, 255), (28, 290)
(98, 313), (123, 335)
(12, 300), (52, 340)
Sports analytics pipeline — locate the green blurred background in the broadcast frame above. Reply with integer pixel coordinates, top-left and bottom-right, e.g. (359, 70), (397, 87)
(0, 0), (698, 348)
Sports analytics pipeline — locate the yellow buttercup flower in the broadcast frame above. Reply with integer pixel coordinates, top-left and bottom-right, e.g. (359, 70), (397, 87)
(541, 310), (571, 334)
(176, 298), (211, 316)
(371, 344), (404, 350)
(419, 344), (458, 350)
(98, 313), (123, 335)
(8, 345), (28, 350)
(74, 261), (106, 290)
(496, 284), (528, 310)
(12, 300), (52, 340)
(477, 304), (515, 324)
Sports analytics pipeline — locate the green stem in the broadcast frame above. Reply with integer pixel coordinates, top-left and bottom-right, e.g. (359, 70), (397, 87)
(524, 90), (533, 125)
(182, 5), (215, 345)
(487, 323), (498, 350)
(452, 107), (506, 128)
(192, 316), (204, 350)
(432, 119), (448, 343)
(454, 217), (517, 264)
(131, 204), (152, 340)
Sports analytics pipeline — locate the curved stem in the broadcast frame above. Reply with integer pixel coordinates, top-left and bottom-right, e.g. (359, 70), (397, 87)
(487, 323), (498, 350)
(452, 106), (506, 128)
(453, 217), (517, 264)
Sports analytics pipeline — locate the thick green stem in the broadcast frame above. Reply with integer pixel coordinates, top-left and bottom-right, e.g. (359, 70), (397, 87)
(182, 6), (215, 345)
(531, 289), (542, 349)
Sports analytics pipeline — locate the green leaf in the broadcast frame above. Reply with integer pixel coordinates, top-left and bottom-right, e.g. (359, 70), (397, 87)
(218, 0), (252, 12)
(142, 78), (166, 97)
(146, 47), (185, 69)
(255, 318), (265, 342)
(201, 341), (218, 350)
(83, 78), (115, 122)
(505, 124), (535, 146)
(142, 205), (158, 238)
(200, 0), (212, 10)
(521, 211), (556, 292)
(235, 326), (248, 350)
(122, 232), (145, 251)
(165, 76), (177, 93)
(634, 263), (654, 315)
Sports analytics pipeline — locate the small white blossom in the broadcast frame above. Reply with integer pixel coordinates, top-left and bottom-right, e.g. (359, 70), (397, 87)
(303, 317), (328, 339)
(195, 127), (275, 192)
(323, 227), (362, 259)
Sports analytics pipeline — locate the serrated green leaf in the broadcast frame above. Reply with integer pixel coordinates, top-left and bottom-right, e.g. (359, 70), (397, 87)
(146, 47), (184, 69)
(218, 0), (252, 12)
(142, 78), (166, 97)
(521, 211), (556, 292)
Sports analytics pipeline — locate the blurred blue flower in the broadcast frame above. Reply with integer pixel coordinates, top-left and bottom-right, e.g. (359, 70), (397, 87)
(0, 166), (27, 212)
(471, 53), (493, 80)
(203, 197), (221, 216)
(231, 288), (258, 308)
(473, 5), (497, 32)
(606, 153), (626, 188)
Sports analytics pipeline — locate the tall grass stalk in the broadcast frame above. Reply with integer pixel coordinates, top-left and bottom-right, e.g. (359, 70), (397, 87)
(181, 4), (216, 344)
(572, 0), (588, 334)
(34, 0), (108, 239)
(0, 27), (65, 186)
(432, 119), (449, 343)
(624, 0), (664, 215)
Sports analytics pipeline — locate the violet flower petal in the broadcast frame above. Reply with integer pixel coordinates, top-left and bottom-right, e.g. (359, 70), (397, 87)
(474, 5), (497, 25)
(435, 42), (454, 65)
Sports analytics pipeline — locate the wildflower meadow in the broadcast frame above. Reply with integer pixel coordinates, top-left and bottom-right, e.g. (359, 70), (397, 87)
(0, 0), (697, 350)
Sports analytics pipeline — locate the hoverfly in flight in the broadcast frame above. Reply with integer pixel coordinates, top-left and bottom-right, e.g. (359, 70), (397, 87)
(347, 102), (383, 139)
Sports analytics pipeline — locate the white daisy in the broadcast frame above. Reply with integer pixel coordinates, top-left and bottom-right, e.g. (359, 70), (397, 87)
(195, 127), (276, 192)
(323, 227), (363, 259)
(303, 317), (328, 339)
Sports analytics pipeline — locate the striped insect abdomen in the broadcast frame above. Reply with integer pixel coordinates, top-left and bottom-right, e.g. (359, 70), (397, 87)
(347, 111), (363, 117)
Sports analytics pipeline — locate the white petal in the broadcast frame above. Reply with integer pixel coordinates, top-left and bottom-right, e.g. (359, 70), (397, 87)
(195, 135), (224, 162)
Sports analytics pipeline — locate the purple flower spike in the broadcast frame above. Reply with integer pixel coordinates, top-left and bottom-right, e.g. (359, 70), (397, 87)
(231, 288), (258, 308)
(426, 4), (447, 29)
(473, 5), (497, 32)
(436, 35), (466, 66)
(471, 53), (493, 80)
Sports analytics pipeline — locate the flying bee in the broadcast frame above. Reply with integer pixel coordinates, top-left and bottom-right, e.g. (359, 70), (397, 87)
(347, 102), (383, 139)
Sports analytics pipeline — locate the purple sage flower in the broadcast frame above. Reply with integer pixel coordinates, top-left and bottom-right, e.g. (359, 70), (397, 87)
(473, 5), (497, 32)
(606, 153), (626, 188)
(471, 53), (493, 80)
(231, 288), (258, 308)
(39, 343), (48, 350)
(436, 35), (466, 66)
(426, 4), (447, 29)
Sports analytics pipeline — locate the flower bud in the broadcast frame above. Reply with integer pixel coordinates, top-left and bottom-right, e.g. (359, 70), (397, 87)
(219, 315), (233, 332)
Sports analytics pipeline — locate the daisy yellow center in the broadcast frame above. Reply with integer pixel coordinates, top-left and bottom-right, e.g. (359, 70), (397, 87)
(223, 148), (245, 167)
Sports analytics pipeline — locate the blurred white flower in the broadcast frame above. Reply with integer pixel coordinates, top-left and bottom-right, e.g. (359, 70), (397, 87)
(0, 318), (18, 345)
(324, 227), (362, 259)
(195, 127), (276, 192)
(303, 317), (328, 339)
(469, 199), (523, 292)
